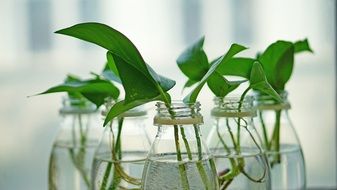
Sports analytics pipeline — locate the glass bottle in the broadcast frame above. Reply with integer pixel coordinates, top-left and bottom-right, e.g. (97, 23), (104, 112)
(142, 101), (219, 190)
(207, 96), (271, 190)
(49, 96), (102, 190)
(92, 104), (151, 190)
(254, 91), (306, 189)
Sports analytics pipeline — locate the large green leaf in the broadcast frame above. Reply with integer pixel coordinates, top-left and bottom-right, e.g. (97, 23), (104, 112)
(176, 37), (209, 81)
(184, 44), (247, 103)
(207, 72), (246, 97)
(258, 40), (294, 91)
(36, 75), (120, 108)
(249, 62), (282, 102)
(56, 22), (151, 77)
(56, 23), (175, 123)
(216, 57), (255, 79)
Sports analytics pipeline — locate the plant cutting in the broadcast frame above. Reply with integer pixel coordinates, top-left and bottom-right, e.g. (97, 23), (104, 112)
(35, 74), (119, 190)
(53, 22), (265, 189)
(252, 39), (312, 189)
(177, 37), (284, 189)
(218, 40), (312, 189)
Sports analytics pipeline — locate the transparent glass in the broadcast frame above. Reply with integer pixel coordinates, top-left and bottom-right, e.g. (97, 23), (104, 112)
(142, 101), (219, 190)
(92, 104), (151, 190)
(48, 97), (102, 190)
(254, 92), (306, 189)
(207, 96), (271, 190)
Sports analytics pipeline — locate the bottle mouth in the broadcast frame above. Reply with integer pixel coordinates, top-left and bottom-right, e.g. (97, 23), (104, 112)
(154, 101), (203, 125)
(254, 90), (291, 110)
(59, 96), (97, 114)
(212, 96), (256, 118)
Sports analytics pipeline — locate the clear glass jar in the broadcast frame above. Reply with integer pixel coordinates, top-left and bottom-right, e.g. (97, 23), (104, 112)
(142, 101), (219, 190)
(48, 96), (102, 190)
(254, 91), (306, 189)
(207, 96), (271, 190)
(92, 104), (151, 190)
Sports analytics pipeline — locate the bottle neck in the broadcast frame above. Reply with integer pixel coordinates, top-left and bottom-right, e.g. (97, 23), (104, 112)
(255, 91), (291, 111)
(211, 96), (256, 118)
(59, 96), (96, 114)
(154, 101), (203, 126)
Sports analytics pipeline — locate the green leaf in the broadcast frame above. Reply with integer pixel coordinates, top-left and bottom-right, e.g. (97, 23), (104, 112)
(36, 76), (120, 108)
(183, 79), (198, 89)
(176, 36), (209, 81)
(184, 43), (247, 103)
(207, 72), (247, 97)
(111, 53), (161, 103)
(57, 23), (175, 117)
(56, 23), (150, 76)
(249, 62), (282, 102)
(103, 93), (167, 126)
(108, 52), (175, 102)
(102, 53), (122, 83)
(216, 57), (255, 78)
(294, 39), (313, 53)
(258, 40), (294, 91)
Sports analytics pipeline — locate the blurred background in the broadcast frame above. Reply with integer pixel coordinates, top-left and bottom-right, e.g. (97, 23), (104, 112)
(0, 0), (335, 189)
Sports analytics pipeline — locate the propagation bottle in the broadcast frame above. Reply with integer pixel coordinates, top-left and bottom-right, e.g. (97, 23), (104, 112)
(92, 104), (151, 190)
(142, 101), (219, 190)
(207, 96), (271, 190)
(48, 96), (102, 190)
(254, 91), (306, 189)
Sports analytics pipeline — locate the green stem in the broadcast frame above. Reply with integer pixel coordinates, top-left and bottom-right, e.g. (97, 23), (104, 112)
(100, 122), (115, 190)
(258, 110), (270, 150)
(236, 87), (251, 153)
(193, 125), (212, 189)
(180, 127), (193, 160)
(174, 126), (190, 190)
(269, 110), (281, 166)
(67, 114), (91, 188)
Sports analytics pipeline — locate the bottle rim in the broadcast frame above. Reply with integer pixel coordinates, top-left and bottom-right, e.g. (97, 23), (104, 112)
(154, 101), (203, 125)
(254, 90), (291, 110)
(59, 96), (97, 114)
(211, 95), (257, 118)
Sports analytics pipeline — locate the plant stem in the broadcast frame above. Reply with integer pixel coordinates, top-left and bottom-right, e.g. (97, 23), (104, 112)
(269, 110), (281, 166)
(236, 87), (251, 152)
(68, 114), (91, 188)
(174, 126), (190, 190)
(180, 127), (193, 160)
(258, 110), (269, 149)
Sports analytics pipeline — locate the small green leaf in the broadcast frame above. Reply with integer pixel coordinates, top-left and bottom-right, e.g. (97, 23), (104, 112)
(184, 43), (247, 103)
(103, 93), (167, 126)
(294, 39), (313, 53)
(207, 72), (246, 97)
(111, 53), (161, 103)
(216, 57), (255, 78)
(176, 36), (209, 81)
(108, 52), (175, 102)
(102, 53), (122, 83)
(183, 79), (198, 89)
(249, 62), (282, 102)
(36, 76), (120, 108)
